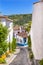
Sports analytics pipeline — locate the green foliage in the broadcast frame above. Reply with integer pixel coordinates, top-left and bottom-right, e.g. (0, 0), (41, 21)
(8, 42), (12, 51)
(29, 51), (34, 60)
(1, 42), (8, 52)
(5, 52), (10, 57)
(7, 38), (17, 52)
(0, 48), (4, 57)
(8, 14), (32, 26)
(28, 35), (31, 48)
(24, 21), (32, 32)
(0, 24), (8, 43)
(12, 38), (16, 51)
(0, 58), (6, 64)
(0, 23), (8, 55)
(39, 59), (43, 65)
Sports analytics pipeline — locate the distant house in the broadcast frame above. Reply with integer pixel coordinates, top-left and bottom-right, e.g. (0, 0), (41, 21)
(13, 25), (25, 38)
(13, 25), (28, 47)
(0, 15), (13, 43)
(16, 31), (28, 47)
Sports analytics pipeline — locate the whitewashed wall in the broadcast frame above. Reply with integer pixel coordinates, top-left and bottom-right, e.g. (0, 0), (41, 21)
(7, 22), (13, 43)
(16, 35), (28, 45)
(16, 35), (23, 44)
(0, 18), (6, 26)
(0, 18), (13, 43)
(31, 2), (43, 60)
(14, 30), (19, 38)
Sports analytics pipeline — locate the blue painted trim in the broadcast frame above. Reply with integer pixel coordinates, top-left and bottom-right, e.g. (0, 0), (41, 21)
(17, 43), (28, 46)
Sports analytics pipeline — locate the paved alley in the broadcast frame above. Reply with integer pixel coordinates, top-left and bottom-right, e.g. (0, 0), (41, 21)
(10, 48), (31, 65)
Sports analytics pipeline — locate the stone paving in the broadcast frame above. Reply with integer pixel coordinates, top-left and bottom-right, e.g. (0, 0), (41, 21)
(10, 48), (31, 65)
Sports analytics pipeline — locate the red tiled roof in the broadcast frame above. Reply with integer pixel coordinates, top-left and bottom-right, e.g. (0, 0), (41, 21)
(13, 25), (20, 30)
(13, 26), (25, 31)
(17, 32), (28, 38)
(0, 16), (13, 22)
(0, 16), (8, 18)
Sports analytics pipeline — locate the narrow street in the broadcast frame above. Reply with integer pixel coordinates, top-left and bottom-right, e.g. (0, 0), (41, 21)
(10, 48), (31, 65)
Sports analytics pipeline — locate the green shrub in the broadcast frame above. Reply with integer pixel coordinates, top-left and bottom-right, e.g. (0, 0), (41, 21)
(8, 42), (12, 52)
(12, 38), (16, 51)
(0, 48), (4, 57)
(0, 42), (8, 56)
(29, 51), (34, 59)
(0, 23), (8, 43)
(0, 23), (8, 54)
(25, 21), (31, 33)
(28, 35), (31, 48)
(0, 58), (6, 64)
(39, 59), (43, 65)
(1, 42), (8, 52)
(5, 52), (10, 57)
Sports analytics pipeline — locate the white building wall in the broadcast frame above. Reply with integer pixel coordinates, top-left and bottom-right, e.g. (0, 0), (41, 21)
(9, 22), (13, 43)
(0, 18), (13, 43)
(14, 30), (19, 38)
(31, 2), (43, 60)
(16, 35), (23, 44)
(7, 22), (13, 43)
(0, 18), (6, 26)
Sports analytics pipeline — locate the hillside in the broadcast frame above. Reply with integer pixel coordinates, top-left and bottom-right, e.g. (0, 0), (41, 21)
(8, 14), (32, 26)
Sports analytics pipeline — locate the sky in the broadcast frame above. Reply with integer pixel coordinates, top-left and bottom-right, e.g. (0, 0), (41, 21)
(0, 0), (38, 15)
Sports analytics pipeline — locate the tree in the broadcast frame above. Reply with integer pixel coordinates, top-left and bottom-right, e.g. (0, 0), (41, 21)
(8, 14), (32, 26)
(0, 24), (8, 43)
(25, 21), (32, 32)
(28, 35), (31, 48)
(0, 23), (8, 56)
(12, 38), (16, 51)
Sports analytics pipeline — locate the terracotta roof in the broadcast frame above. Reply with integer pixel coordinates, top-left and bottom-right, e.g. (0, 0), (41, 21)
(17, 32), (28, 38)
(13, 25), (20, 30)
(0, 16), (8, 18)
(13, 26), (25, 31)
(0, 16), (13, 22)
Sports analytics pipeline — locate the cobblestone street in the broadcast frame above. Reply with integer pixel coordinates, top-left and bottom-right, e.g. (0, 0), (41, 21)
(10, 48), (31, 65)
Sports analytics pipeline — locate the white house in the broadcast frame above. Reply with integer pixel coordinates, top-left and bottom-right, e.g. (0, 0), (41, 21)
(13, 25), (28, 47)
(0, 15), (13, 43)
(13, 25), (25, 38)
(31, 1), (43, 60)
(15, 32), (28, 47)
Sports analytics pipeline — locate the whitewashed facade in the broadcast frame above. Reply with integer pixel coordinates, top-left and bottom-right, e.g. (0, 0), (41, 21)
(0, 16), (13, 43)
(16, 35), (28, 44)
(31, 2), (43, 60)
(13, 26), (25, 38)
(13, 25), (28, 47)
